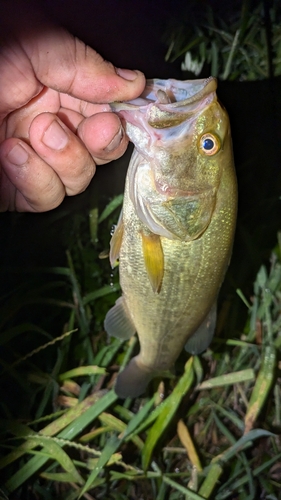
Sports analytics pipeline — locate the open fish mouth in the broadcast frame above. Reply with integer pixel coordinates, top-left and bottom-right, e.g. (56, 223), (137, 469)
(140, 76), (217, 105)
(110, 77), (218, 153)
(111, 77), (217, 110)
(111, 77), (217, 129)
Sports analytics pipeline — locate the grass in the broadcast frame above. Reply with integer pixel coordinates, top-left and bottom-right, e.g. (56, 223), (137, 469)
(0, 195), (280, 499)
(164, 0), (281, 81)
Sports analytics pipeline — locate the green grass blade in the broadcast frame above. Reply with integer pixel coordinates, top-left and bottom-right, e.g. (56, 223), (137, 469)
(98, 412), (144, 449)
(82, 284), (120, 305)
(58, 390), (118, 440)
(197, 368), (254, 390)
(123, 396), (156, 439)
(59, 366), (106, 381)
(40, 471), (82, 483)
(82, 395), (157, 493)
(198, 463), (223, 498)
(215, 429), (275, 463)
(98, 194), (124, 223)
(89, 207), (99, 243)
(212, 412), (236, 445)
(79, 434), (120, 496)
(211, 401), (244, 432)
(0, 323), (51, 346)
(3, 391), (117, 492)
(244, 345), (276, 433)
(142, 357), (194, 471)
(163, 476), (204, 499)
(33, 437), (83, 480)
(5, 454), (48, 493)
(216, 453), (281, 499)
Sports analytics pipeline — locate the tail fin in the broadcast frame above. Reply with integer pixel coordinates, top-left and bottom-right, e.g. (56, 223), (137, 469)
(115, 357), (153, 399)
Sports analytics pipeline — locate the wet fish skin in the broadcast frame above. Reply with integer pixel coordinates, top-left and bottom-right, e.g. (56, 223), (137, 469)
(105, 77), (237, 398)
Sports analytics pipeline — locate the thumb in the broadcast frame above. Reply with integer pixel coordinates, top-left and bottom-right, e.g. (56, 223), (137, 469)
(1, 2), (146, 104)
(23, 27), (146, 103)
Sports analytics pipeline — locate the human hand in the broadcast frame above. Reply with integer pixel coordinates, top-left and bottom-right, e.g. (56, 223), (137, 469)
(0, 5), (145, 211)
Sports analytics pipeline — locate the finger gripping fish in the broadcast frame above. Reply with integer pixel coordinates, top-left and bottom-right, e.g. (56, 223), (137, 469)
(104, 77), (237, 398)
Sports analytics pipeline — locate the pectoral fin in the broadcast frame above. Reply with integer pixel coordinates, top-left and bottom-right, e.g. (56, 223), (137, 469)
(184, 303), (217, 355)
(104, 296), (136, 340)
(141, 231), (164, 293)
(109, 211), (124, 267)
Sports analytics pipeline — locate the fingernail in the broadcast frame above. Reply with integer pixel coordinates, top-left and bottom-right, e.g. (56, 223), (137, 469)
(43, 120), (68, 150)
(7, 144), (29, 165)
(104, 126), (124, 153)
(116, 68), (139, 81)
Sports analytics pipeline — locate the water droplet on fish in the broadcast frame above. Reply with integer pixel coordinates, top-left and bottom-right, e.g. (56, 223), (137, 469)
(110, 225), (116, 236)
(110, 271), (115, 288)
(157, 381), (165, 400)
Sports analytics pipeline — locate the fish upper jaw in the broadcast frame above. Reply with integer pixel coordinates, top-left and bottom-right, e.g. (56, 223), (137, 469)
(111, 77), (217, 112)
(142, 77), (217, 104)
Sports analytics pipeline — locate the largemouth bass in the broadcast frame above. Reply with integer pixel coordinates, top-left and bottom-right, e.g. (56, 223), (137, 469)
(104, 77), (237, 398)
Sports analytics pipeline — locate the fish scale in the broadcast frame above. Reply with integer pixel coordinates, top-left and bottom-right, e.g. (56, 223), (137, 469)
(104, 77), (237, 398)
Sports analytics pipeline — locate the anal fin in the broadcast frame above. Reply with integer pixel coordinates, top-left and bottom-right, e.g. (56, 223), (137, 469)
(184, 303), (217, 355)
(141, 231), (164, 293)
(104, 296), (136, 340)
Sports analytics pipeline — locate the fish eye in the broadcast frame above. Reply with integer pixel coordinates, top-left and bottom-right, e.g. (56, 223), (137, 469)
(199, 133), (220, 156)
